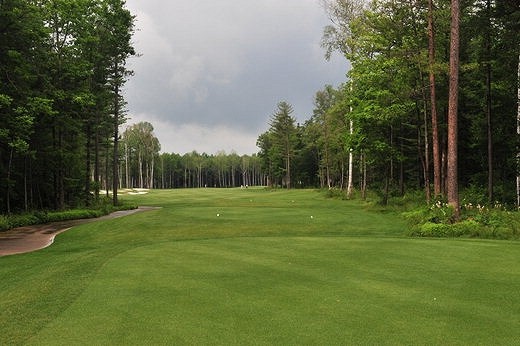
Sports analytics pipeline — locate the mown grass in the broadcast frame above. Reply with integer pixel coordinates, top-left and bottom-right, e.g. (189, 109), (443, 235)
(1, 188), (519, 345)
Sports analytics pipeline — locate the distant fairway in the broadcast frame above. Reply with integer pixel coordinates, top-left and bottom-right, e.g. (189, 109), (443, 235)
(1, 189), (519, 345)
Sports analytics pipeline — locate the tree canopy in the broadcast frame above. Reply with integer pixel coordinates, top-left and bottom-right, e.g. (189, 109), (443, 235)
(0, 0), (135, 213)
(258, 0), (519, 207)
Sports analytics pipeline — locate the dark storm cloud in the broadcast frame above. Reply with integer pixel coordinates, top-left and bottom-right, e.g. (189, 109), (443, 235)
(123, 0), (348, 154)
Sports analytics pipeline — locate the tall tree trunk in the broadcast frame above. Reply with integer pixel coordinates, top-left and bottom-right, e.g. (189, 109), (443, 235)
(6, 147), (13, 214)
(231, 165), (236, 187)
(105, 138), (110, 198)
(138, 151), (143, 188)
(112, 63), (120, 206)
(24, 155), (28, 211)
(416, 103), (429, 203)
(360, 151), (367, 200)
(347, 82), (354, 196)
(428, 0), (442, 198)
(125, 142), (130, 188)
(85, 122), (92, 206)
(325, 149), (331, 188)
(447, 0), (460, 218)
(340, 156), (345, 190)
(286, 153), (291, 189)
(416, 72), (431, 203)
(383, 163), (390, 206)
(423, 90), (431, 204)
(150, 155), (155, 189)
(516, 54), (520, 208)
(59, 130), (64, 209)
(161, 156), (164, 189)
(399, 128), (405, 196)
(347, 119), (354, 197)
(94, 115), (100, 200)
(486, 0), (493, 204)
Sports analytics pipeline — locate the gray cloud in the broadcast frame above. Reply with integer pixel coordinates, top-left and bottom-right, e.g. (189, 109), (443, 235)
(123, 0), (348, 154)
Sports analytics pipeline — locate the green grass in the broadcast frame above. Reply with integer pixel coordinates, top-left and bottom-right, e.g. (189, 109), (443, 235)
(1, 188), (519, 345)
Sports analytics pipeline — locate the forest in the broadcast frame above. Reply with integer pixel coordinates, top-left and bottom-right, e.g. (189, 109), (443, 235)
(122, 122), (265, 190)
(1, 0), (134, 213)
(258, 0), (519, 211)
(1, 0), (520, 238)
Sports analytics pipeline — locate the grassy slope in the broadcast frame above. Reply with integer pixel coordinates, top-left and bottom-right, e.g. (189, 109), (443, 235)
(1, 189), (519, 345)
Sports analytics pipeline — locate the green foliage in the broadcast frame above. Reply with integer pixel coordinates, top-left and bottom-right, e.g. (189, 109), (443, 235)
(403, 192), (520, 240)
(323, 187), (350, 200)
(0, 200), (137, 232)
(257, 101), (298, 188)
(0, 215), (9, 231)
(0, 0), (136, 213)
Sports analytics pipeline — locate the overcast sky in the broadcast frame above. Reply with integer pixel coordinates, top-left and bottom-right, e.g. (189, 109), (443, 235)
(123, 0), (348, 155)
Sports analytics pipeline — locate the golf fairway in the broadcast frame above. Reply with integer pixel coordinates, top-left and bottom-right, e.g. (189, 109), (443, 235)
(1, 189), (519, 345)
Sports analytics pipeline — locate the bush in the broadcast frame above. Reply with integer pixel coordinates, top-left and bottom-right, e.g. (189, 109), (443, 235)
(46, 209), (103, 222)
(0, 201), (138, 232)
(0, 215), (9, 232)
(403, 202), (454, 226)
(386, 190), (425, 210)
(450, 219), (480, 237)
(322, 187), (520, 241)
(404, 203), (520, 240)
(324, 188), (349, 200)
(399, 187), (520, 240)
(419, 222), (450, 237)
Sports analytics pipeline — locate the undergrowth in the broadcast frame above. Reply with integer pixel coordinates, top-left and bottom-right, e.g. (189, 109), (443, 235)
(323, 187), (520, 240)
(402, 201), (520, 239)
(0, 198), (137, 232)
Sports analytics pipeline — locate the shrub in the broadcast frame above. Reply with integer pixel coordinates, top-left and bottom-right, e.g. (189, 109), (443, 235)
(387, 190), (425, 210)
(450, 219), (480, 237)
(419, 222), (450, 237)
(0, 201), (138, 232)
(402, 202), (454, 226)
(402, 209), (426, 226)
(324, 188), (349, 200)
(405, 203), (520, 240)
(460, 185), (488, 207)
(46, 210), (102, 223)
(0, 215), (9, 232)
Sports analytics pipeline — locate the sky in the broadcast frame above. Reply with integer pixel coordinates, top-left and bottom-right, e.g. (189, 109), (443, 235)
(123, 0), (349, 155)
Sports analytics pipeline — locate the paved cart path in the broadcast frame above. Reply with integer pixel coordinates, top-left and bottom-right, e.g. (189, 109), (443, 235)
(0, 207), (159, 257)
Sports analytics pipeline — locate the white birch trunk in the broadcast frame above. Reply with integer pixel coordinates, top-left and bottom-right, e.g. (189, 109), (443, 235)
(347, 81), (354, 197)
(347, 119), (354, 197)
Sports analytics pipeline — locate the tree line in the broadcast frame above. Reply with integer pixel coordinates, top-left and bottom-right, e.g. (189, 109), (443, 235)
(258, 0), (519, 212)
(2, 0), (518, 218)
(0, 0), (135, 213)
(121, 122), (264, 190)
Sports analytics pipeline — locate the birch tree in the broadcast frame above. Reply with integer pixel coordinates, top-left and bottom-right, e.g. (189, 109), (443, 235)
(321, 0), (366, 196)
